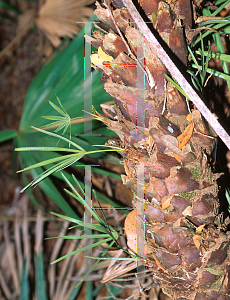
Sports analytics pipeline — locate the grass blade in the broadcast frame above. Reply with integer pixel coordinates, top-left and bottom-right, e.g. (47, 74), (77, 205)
(46, 234), (111, 240)
(35, 253), (47, 300)
(192, 64), (230, 81)
(86, 281), (93, 300)
(51, 237), (113, 264)
(212, 0), (230, 16)
(164, 74), (190, 99)
(61, 173), (104, 224)
(20, 259), (29, 300)
(75, 240), (116, 288)
(195, 50), (230, 62)
(67, 282), (83, 300)
(50, 212), (111, 233)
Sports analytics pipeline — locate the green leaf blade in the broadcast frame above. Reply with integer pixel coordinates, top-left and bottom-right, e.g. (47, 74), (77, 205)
(0, 130), (17, 143)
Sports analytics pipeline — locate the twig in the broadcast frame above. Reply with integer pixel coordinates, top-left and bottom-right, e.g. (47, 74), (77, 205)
(123, 0), (230, 150)
(204, 73), (213, 87)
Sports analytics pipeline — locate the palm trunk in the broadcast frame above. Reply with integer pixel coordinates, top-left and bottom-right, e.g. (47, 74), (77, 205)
(87, 1), (230, 298)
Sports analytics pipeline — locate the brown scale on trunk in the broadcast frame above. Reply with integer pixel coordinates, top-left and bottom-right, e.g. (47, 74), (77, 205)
(87, 0), (230, 299)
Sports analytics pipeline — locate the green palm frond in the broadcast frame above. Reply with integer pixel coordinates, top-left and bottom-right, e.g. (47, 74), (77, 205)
(15, 126), (122, 192)
(41, 96), (82, 146)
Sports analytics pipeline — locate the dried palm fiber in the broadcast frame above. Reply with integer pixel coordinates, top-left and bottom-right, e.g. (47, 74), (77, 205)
(35, 0), (95, 47)
(87, 0), (230, 299)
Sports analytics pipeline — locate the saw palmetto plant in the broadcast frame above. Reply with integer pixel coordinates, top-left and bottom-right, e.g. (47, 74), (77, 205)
(84, 0), (230, 299)
(6, 0), (230, 298)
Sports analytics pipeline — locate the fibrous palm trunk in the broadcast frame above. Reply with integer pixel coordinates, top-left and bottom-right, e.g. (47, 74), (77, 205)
(87, 0), (230, 299)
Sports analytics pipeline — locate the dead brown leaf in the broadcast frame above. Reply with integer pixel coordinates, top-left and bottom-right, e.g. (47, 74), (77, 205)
(35, 0), (94, 47)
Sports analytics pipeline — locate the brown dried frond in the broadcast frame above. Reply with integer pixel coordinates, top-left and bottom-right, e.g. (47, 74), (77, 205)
(35, 0), (95, 47)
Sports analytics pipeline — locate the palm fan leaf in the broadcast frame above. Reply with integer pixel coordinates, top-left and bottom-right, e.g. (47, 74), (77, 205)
(35, 0), (95, 47)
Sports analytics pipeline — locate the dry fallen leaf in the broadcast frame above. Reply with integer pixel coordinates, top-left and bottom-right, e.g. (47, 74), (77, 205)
(161, 195), (174, 210)
(177, 123), (194, 150)
(124, 209), (149, 255)
(91, 46), (114, 69)
(196, 224), (206, 233)
(193, 234), (202, 249)
(35, 0), (94, 47)
(101, 249), (138, 283)
(186, 113), (192, 122)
